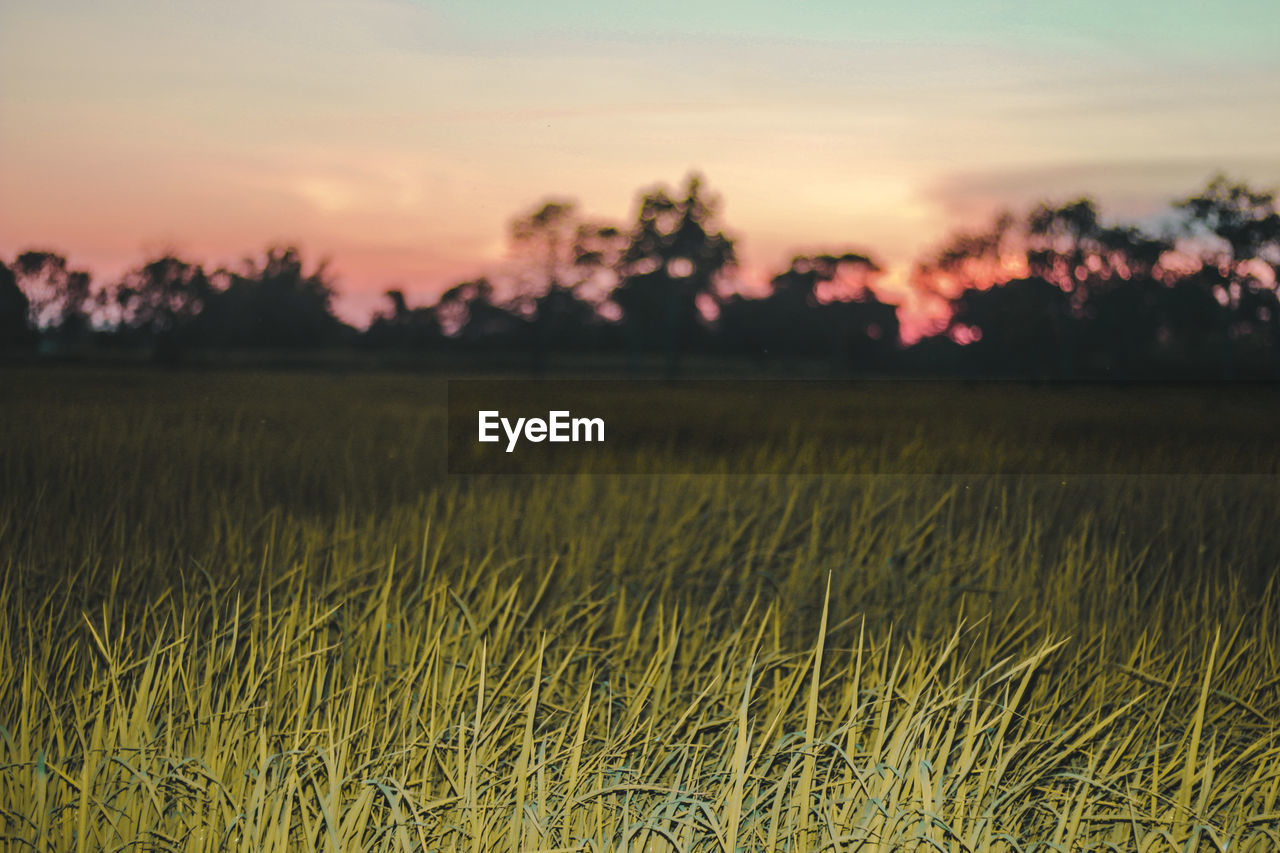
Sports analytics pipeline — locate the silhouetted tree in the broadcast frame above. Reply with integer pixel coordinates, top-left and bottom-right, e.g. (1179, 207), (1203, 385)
(1026, 200), (1108, 299)
(1029, 205), (1172, 376)
(510, 199), (579, 298)
(917, 199), (1190, 378)
(1176, 175), (1280, 376)
(719, 252), (897, 371)
(0, 260), (33, 350)
(364, 288), (444, 350)
(913, 212), (1022, 297)
(947, 277), (1075, 378)
(192, 246), (349, 348)
(107, 254), (213, 361)
(13, 251), (94, 339)
(1145, 276), (1227, 375)
(6, 172), (1275, 378)
(113, 255), (211, 334)
(435, 278), (524, 345)
(1026, 200), (1168, 306)
(1178, 175), (1280, 273)
(571, 222), (628, 300)
(528, 280), (609, 355)
(507, 199), (621, 366)
(909, 211), (1023, 334)
(612, 174), (735, 375)
(386, 288), (409, 319)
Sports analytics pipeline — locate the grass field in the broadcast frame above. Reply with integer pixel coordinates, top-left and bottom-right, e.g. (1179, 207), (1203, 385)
(2, 368), (1279, 851)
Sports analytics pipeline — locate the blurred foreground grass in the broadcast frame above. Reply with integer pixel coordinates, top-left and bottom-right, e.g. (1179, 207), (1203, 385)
(2, 368), (1278, 851)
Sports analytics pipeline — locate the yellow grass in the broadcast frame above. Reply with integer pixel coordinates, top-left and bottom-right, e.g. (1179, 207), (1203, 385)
(1, 368), (1278, 851)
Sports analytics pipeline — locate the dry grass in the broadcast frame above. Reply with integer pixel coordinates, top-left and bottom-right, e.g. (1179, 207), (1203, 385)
(2, 369), (1278, 851)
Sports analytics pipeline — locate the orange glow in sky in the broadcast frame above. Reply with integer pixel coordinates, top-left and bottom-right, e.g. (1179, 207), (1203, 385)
(3, 0), (1278, 339)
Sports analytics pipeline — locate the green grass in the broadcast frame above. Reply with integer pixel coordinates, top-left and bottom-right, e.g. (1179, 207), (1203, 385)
(2, 368), (1278, 851)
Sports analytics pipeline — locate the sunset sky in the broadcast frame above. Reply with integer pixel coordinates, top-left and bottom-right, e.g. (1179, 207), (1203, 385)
(3, 0), (1278, 331)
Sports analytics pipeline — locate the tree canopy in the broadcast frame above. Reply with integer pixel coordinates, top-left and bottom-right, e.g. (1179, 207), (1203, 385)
(5, 173), (1278, 378)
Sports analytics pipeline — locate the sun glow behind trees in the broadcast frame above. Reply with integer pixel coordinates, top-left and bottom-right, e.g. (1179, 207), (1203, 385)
(4, 0), (1279, 331)
(3, 173), (1280, 378)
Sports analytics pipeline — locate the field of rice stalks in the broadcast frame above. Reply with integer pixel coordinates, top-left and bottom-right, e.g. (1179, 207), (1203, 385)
(2, 368), (1278, 851)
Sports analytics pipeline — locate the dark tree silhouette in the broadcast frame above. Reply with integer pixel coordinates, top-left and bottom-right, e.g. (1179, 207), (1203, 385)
(510, 199), (579, 299)
(192, 246), (350, 348)
(914, 211), (1021, 296)
(1027, 205), (1172, 377)
(386, 288), (410, 318)
(364, 288), (444, 350)
(435, 278), (523, 345)
(571, 221), (628, 301)
(947, 277), (1075, 378)
(918, 198), (1224, 378)
(506, 199), (620, 366)
(0, 260), (33, 350)
(910, 210), (1053, 375)
(719, 252), (898, 372)
(13, 251), (94, 338)
(908, 211), (1024, 345)
(1176, 175), (1280, 376)
(1145, 276), (1228, 375)
(107, 254), (213, 362)
(6, 173), (1276, 378)
(612, 174), (735, 375)
(113, 255), (211, 334)
(1178, 175), (1280, 273)
(1026, 200), (1168, 309)
(1026, 200), (1108, 298)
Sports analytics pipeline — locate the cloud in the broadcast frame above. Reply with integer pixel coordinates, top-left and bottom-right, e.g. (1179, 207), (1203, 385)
(923, 158), (1280, 225)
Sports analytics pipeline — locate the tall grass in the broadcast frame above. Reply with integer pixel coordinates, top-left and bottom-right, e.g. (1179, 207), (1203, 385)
(2, 368), (1278, 851)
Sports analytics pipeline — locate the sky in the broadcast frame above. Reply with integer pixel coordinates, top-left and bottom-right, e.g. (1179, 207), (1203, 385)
(3, 0), (1279, 334)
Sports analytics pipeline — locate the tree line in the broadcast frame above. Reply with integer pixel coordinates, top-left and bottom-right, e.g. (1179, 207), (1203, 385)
(2, 173), (1278, 378)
